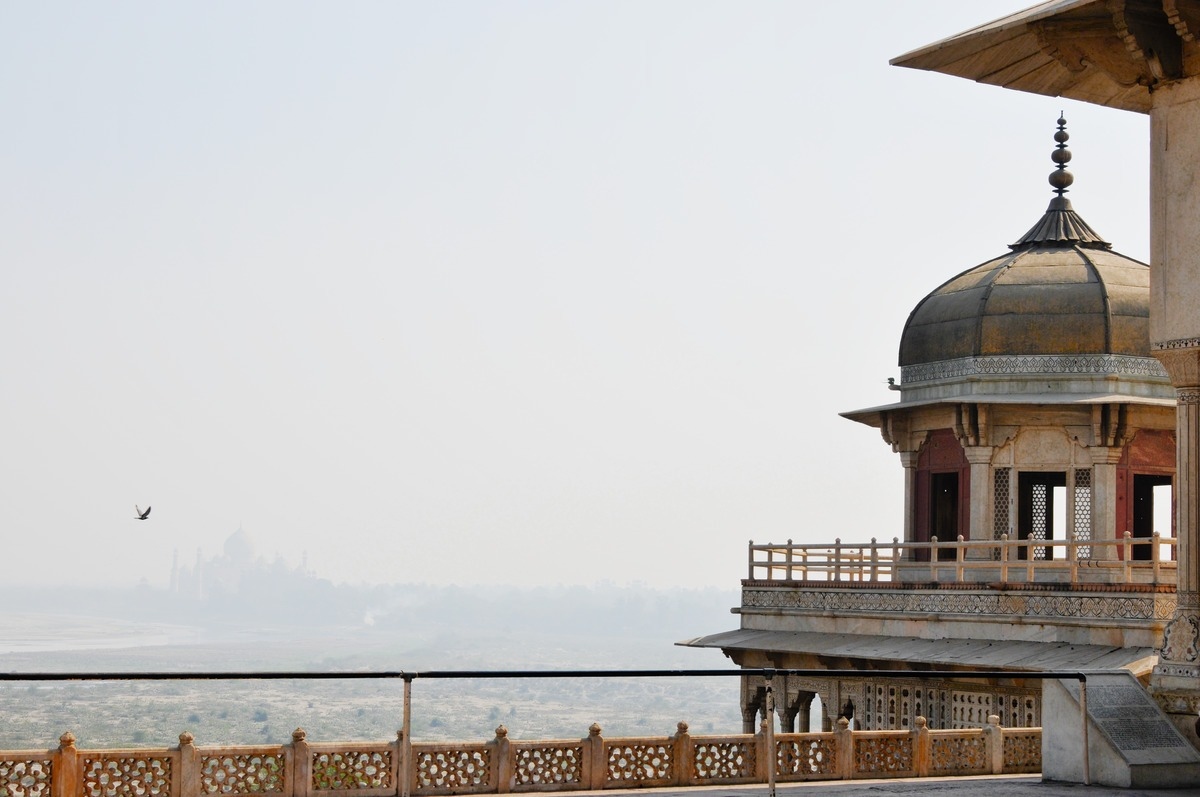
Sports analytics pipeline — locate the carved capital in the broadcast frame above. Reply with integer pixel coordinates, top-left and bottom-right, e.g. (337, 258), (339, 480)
(1152, 341), (1200, 388)
(1089, 446), (1126, 466)
(963, 446), (994, 466)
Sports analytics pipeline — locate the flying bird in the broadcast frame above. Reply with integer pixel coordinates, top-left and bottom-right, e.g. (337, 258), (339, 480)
(135, 505), (151, 520)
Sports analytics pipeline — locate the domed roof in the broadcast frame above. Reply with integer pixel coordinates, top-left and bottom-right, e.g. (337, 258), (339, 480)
(842, 119), (1172, 430)
(899, 118), (1150, 368)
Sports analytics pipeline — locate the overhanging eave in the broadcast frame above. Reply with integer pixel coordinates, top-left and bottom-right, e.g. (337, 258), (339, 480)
(680, 628), (1157, 675)
(891, 0), (1161, 114)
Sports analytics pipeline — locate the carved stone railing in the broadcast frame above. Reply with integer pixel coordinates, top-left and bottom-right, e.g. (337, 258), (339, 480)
(2, 716), (1039, 797)
(748, 533), (1178, 586)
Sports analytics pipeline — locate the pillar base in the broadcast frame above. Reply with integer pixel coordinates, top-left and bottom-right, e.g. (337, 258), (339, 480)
(1151, 605), (1200, 749)
(1150, 684), (1200, 751)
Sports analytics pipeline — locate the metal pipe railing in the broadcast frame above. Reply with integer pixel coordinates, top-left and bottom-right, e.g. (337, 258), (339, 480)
(0, 667), (1093, 790)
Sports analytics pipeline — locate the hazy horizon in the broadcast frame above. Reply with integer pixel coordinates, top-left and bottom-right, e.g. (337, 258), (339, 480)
(2, 1), (1152, 591)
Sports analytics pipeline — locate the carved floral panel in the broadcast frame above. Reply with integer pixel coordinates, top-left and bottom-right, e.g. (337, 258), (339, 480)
(853, 737), (913, 776)
(1003, 732), (1042, 773)
(412, 749), (489, 792)
(691, 741), (752, 781)
(312, 750), (392, 791)
(606, 743), (671, 784)
(511, 745), (582, 786)
(930, 735), (987, 774)
(82, 756), (172, 797)
(776, 738), (835, 779)
(0, 758), (52, 797)
(199, 752), (286, 794)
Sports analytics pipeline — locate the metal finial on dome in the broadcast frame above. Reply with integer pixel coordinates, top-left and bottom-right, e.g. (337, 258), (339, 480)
(1010, 115), (1110, 250)
(1049, 114), (1073, 196)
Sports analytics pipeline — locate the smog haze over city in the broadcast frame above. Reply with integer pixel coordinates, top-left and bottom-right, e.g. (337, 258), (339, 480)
(2, 2), (1151, 593)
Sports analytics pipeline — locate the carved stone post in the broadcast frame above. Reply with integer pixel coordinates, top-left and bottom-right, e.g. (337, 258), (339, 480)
(671, 722), (692, 786)
(390, 731), (402, 797)
(913, 716), (930, 777)
(984, 715), (1003, 775)
(835, 717), (853, 780)
(754, 717), (769, 783)
(491, 725), (511, 794)
(583, 723), (605, 791)
(177, 732), (197, 797)
(53, 732), (78, 797)
(291, 728), (311, 797)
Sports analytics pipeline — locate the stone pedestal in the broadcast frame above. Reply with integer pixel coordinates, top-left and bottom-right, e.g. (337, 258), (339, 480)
(1044, 671), (1200, 789)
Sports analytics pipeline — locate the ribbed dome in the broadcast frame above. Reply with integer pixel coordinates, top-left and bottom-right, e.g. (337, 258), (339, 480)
(898, 233), (1150, 366)
(899, 118), (1151, 369)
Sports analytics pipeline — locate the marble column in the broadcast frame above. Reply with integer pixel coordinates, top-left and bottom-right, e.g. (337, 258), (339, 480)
(1148, 78), (1200, 730)
(1089, 447), (1124, 563)
(899, 451), (919, 545)
(796, 695), (812, 733)
(964, 446), (994, 555)
(1151, 346), (1200, 686)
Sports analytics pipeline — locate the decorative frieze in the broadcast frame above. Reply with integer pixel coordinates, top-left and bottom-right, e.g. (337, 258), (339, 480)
(1152, 338), (1200, 351)
(741, 588), (1175, 622)
(901, 354), (1168, 385)
(1177, 389), (1200, 404)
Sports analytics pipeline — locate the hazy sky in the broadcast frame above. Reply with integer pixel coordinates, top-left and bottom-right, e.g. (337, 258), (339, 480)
(1, 2), (1151, 590)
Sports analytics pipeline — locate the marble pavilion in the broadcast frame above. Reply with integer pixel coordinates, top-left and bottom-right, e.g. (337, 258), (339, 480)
(685, 119), (1184, 739)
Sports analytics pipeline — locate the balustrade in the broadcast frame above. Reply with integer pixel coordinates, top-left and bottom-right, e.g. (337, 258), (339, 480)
(0, 715), (1039, 797)
(748, 533), (1178, 585)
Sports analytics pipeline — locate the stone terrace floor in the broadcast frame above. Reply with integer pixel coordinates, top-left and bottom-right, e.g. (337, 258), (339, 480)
(594, 774), (1198, 796)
